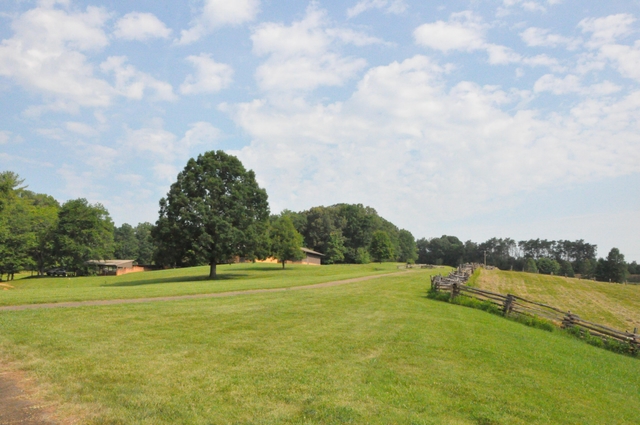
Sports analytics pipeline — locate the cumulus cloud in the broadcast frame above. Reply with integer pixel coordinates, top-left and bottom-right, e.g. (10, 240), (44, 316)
(414, 11), (561, 69)
(413, 11), (487, 52)
(579, 14), (635, 49)
(113, 12), (172, 41)
(100, 56), (176, 101)
(251, 4), (375, 93)
(180, 54), (234, 95)
(577, 14), (640, 83)
(0, 3), (112, 111)
(346, 0), (407, 18)
(498, 0), (562, 15)
(0, 3), (176, 112)
(520, 27), (581, 49)
(225, 55), (640, 231)
(176, 0), (259, 45)
(533, 74), (621, 96)
(119, 120), (220, 162)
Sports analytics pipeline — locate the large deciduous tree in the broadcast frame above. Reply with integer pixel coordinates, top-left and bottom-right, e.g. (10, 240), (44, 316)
(53, 198), (114, 273)
(370, 230), (394, 263)
(397, 229), (417, 263)
(154, 151), (269, 279)
(270, 215), (304, 269)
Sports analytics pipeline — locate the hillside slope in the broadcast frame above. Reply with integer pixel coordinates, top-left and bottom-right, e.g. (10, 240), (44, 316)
(474, 269), (640, 330)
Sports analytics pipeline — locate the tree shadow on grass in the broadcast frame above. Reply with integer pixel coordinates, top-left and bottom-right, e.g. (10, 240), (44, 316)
(101, 273), (249, 287)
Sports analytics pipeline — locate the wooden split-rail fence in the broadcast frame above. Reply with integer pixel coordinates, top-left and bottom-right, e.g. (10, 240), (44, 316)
(430, 264), (639, 353)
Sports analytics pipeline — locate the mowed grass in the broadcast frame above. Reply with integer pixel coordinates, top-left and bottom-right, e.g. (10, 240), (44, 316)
(0, 263), (401, 307)
(475, 269), (640, 330)
(1, 269), (639, 424)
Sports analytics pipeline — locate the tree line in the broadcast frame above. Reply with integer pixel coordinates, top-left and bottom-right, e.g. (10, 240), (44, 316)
(417, 235), (634, 283)
(1, 150), (637, 282)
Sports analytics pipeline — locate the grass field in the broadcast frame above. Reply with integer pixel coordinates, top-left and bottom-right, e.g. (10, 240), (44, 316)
(1, 266), (639, 424)
(0, 263), (401, 307)
(474, 269), (640, 330)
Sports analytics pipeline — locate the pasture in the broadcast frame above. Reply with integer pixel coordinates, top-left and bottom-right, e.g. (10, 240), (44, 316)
(0, 265), (639, 424)
(473, 268), (640, 330)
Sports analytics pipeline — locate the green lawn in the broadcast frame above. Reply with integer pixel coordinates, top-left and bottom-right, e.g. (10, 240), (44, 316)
(0, 263), (402, 307)
(1, 268), (638, 424)
(475, 269), (640, 330)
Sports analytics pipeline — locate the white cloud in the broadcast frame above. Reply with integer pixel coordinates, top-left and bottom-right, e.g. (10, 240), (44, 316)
(225, 55), (640, 230)
(578, 14), (640, 83)
(413, 11), (486, 52)
(65, 121), (99, 136)
(176, 0), (259, 45)
(346, 0), (407, 18)
(100, 56), (176, 101)
(0, 130), (23, 145)
(180, 54), (233, 95)
(498, 0), (562, 15)
(113, 12), (172, 41)
(520, 27), (580, 50)
(414, 12), (560, 70)
(533, 74), (621, 96)
(119, 120), (220, 162)
(251, 5), (370, 93)
(0, 3), (112, 111)
(180, 122), (221, 148)
(579, 14), (635, 49)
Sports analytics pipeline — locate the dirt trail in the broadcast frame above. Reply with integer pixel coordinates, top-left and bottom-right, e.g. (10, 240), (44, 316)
(0, 271), (408, 312)
(0, 270), (413, 424)
(0, 371), (57, 425)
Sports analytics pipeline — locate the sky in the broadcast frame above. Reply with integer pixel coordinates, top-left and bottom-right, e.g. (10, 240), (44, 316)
(0, 0), (639, 262)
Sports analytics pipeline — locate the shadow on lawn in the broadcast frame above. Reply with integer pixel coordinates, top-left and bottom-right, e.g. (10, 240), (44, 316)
(101, 273), (250, 287)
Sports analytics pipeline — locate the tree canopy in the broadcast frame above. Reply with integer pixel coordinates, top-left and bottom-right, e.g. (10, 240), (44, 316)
(153, 151), (270, 278)
(269, 215), (304, 268)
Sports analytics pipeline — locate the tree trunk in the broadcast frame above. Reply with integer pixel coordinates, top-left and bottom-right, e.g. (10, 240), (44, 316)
(209, 262), (217, 279)
(282, 260), (285, 269)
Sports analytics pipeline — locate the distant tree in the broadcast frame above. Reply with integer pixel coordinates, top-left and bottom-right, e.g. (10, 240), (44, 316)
(524, 258), (538, 273)
(270, 215), (304, 269)
(354, 247), (370, 264)
(536, 257), (560, 275)
(153, 151), (269, 278)
(324, 231), (346, 264)
(134, 222), (155, 265)
(626, 261), (639, 275)
(559, 260), (575, 277)
(53, 198), (114, 273)
(370, 230), (394, 263)
(595, 248), (629, 283)
(397, 229), (417, 263)
(24, 192), (59, 275)
(579, 258), (598, 279)
(114, 223), (138, 260)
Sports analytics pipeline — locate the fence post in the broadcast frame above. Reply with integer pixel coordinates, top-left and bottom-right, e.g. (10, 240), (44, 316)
(451, 282), (460, 299)
(503, 294), (514, 315)
(562, 311), (578, 329)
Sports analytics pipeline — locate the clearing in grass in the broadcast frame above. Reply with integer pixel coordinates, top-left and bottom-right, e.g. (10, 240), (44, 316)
(0, 267), (639, 424)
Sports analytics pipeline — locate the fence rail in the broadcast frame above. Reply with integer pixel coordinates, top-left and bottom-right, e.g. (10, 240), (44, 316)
(430, 264), (639, 352)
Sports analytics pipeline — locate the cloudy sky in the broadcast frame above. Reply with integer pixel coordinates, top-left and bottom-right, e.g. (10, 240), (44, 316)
(1, 0), (639, 261)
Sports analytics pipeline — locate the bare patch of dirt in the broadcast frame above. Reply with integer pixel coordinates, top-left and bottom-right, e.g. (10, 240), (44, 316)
(0, 370), (58, 425)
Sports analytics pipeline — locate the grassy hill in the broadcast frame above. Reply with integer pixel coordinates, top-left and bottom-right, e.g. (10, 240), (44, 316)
(1, 265), (639, 424)
(473, 268), (640, 331)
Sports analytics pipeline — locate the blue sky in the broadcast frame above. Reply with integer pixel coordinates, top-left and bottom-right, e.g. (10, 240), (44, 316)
(1, 0), (639, 261)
